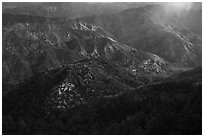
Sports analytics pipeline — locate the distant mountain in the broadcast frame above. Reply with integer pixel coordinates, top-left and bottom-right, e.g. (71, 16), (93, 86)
(2, 2), (150, 18)
(3, 14), (179, 93)
(3, 3), (201, 67)
(79, 4), (202, 67)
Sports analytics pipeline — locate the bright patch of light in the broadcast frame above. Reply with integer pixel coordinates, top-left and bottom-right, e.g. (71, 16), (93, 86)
(164, 2), (192, 16)
(168, 2), (191, 10)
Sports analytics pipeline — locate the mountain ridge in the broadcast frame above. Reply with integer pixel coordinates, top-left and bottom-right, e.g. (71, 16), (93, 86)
(3, 14), (180, 93)
(79, 4), (202, 67)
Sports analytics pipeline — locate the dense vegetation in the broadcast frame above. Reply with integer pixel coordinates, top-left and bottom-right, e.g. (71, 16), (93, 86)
(2, 64), (202, 135)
